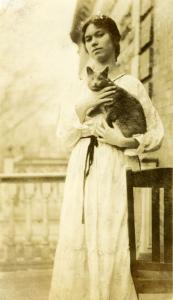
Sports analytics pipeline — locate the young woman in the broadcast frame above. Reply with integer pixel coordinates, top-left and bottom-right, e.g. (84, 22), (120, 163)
(49, 15), (164, 300)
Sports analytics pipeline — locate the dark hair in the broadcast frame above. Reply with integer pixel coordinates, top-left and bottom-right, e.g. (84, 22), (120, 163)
(81, 15), (121, 60)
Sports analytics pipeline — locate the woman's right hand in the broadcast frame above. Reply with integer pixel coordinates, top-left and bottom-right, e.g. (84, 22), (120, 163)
(75, 85), (116, 123)
(86, 85), (116, 110)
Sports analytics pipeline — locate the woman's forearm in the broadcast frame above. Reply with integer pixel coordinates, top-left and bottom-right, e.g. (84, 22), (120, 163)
(120, 137), (139, 149)
(75, 102), (89, 123)
(96, 120), (140, 149)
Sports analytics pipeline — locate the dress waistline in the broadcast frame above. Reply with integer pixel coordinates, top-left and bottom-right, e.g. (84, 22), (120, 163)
(81, 135), (98, 179)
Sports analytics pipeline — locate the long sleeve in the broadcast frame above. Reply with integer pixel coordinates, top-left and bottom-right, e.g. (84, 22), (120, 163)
(132, 79), (164, 154)
(56, 79), (92, 154)
(56, 103), (83, 153)
(116, 75), (164, 156)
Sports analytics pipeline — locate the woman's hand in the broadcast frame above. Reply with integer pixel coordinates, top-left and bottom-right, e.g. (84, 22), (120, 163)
(75, 85), (116, 123)
(86, 85), (116, 110)
(96, 120), (126, 147)
(96, 120), (139, 149)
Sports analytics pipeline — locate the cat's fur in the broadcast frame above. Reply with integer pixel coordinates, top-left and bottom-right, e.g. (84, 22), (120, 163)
(86, 66), (147, 138)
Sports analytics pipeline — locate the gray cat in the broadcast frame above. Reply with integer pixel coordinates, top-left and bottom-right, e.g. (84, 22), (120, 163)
(86, 66), (147, 138)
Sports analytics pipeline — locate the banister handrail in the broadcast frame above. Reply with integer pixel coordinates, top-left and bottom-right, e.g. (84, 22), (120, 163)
(0, 172), (66, 182)
(126, 167), (173, 188)
(0, 172), (66, 270)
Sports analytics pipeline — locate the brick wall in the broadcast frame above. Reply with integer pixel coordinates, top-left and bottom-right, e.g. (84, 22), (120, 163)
(152, 0), (173, 166)
(111, 0), (135, 75)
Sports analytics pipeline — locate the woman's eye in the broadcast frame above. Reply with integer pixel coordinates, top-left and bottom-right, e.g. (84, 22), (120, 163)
(85, 37), (91, 42)
(96, 32), (104, 37)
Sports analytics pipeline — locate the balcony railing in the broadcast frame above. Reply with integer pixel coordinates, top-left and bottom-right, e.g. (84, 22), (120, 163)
(0, 173), (66, 271)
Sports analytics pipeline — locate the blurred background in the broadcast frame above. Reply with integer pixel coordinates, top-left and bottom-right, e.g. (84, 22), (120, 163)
(0, 0), (79, 172)
(0, 0), (172, 299)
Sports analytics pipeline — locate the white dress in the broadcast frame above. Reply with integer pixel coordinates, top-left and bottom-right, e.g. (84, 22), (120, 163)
(49, 74), (164, 300)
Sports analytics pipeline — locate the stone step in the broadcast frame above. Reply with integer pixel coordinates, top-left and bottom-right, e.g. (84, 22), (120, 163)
(133, 269), (172, 293)
(136, 279), (172, 294)
(139, 294), (173, 300)
(135, 269), (171, 280)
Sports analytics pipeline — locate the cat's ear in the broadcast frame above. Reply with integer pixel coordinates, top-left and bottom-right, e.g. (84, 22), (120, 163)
(101, 66), (109, 78)
(86, 66), (94, 76)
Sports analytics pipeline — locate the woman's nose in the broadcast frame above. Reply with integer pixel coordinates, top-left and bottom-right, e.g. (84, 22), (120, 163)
(91, 38), (98, 47)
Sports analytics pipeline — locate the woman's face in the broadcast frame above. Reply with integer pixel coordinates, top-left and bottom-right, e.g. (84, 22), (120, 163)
(84, 23), (115, 63)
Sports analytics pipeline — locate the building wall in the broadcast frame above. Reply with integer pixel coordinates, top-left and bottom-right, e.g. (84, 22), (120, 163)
(152, 0), (173, 166)
(110, 0), (137, 76)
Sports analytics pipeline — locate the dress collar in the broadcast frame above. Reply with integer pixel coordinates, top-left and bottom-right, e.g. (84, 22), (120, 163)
(111, 73), (126, 82)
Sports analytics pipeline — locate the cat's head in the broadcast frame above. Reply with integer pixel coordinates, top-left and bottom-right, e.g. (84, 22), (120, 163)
(86, 66), (111, 91)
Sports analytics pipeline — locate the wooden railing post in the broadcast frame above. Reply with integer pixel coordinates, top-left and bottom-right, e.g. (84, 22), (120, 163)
(126, 169), (136, 264)
(152, 187), (160, 261)
(164, 169), (173, 263)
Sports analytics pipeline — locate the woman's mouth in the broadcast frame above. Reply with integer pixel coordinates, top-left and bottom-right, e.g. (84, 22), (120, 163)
(92, 48), (102, 53)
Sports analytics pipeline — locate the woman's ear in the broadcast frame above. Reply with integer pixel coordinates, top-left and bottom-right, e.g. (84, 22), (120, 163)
(101, 66), (109, 78)
(86, 66), (94, 76)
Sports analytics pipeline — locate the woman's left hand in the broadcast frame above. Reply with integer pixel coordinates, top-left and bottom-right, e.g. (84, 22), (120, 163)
(96, 119), (126, 147)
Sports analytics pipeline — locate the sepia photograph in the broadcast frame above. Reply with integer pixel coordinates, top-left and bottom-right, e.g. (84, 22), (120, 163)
(0, 0), (172, 299)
